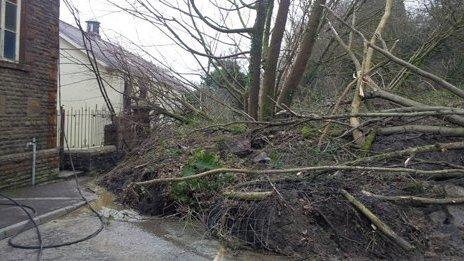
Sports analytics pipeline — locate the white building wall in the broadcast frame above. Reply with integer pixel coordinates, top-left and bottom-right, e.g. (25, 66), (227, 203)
(58, 37), (124, 113)
(57, 37), (125, 148)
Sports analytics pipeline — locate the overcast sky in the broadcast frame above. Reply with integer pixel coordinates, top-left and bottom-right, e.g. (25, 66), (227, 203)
(60, 0), (211, 82)
(60, 0), (424, 82)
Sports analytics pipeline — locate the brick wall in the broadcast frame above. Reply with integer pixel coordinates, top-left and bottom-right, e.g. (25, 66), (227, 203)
(0, 0), (60, 189)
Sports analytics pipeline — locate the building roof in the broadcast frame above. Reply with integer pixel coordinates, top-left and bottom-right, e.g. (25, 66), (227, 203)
(59, 20), (184, 90)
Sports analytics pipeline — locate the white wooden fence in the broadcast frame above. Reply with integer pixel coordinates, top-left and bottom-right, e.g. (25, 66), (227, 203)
(57, 105), (112, 149)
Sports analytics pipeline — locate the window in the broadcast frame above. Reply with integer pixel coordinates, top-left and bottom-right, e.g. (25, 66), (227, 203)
(0, 0), (21, 62)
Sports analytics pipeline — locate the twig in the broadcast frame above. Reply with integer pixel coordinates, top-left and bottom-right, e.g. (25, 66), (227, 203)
(337, 118), (386, 139)
(191, 109), (464, 133)
(341, 189), (414, 251)
(222, 191), (274, 201)
(324, 5), (464, 99)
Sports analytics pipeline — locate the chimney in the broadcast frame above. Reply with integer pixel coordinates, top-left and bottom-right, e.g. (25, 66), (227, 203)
(86, 20), (101, 37)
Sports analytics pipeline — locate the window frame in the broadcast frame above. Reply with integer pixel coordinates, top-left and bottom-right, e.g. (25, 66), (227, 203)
(0, 0), (21, 62)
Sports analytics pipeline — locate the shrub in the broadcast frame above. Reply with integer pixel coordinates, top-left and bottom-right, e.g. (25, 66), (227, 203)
(170, 150), (235, 207)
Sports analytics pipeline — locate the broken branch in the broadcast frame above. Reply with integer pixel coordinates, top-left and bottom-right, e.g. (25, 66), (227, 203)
(347, 141), (464, 166)
(222, 191), (274, 201)
(378, 125), (464, 137)
(362, 190), (464, 205)
(133, 166), (464, 186)
(341, 189), (414, 251)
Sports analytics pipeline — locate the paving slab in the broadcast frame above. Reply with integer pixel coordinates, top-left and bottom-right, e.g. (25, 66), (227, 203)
(0, 177), (94, 230)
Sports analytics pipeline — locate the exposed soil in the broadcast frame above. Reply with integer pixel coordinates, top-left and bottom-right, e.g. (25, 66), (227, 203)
(99, 123), (464, 259)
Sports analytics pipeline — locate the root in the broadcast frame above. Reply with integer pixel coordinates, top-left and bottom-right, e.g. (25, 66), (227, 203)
(341, 189), (415, 251)
(362, 190), (464, 205)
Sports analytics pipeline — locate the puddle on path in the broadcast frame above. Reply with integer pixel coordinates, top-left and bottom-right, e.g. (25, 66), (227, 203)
(137, 218), (288, 261)
(90, 184), (288, 260)
(87, 184), (120, 210)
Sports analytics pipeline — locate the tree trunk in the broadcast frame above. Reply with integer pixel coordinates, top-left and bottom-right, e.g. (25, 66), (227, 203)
(247, 0), (267, 119)
(262, 0), (275, 58)
(259, 0), (291, 120)
(277, 0), (325, 107)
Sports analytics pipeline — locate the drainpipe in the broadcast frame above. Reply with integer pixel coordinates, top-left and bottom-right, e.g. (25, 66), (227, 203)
(27, 138), (37, 186)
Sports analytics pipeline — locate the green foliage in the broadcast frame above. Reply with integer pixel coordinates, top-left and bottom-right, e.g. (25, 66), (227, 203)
(202, 60), (247, 90)
(361, 131), (377, 154)
(229, 123), (247, 134)
(165, 147), (182, 157)
(300, 125), (313, 139)
(170, 150), (235, 207)
(269, 149), (284, 169)
(309, 143), (339, 158)
(200, 60), (248, 111)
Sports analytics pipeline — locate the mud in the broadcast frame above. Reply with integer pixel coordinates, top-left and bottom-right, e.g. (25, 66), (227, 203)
(99, 125), (464, 259)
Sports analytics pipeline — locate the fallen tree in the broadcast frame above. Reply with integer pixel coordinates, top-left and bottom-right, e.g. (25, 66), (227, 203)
(378, 125), (464, 137)
(134, 166), (464, 186)
(96, 0), (464, 258)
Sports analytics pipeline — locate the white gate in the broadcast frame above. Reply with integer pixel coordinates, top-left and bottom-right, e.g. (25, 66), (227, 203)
(57, 105), (112, 149)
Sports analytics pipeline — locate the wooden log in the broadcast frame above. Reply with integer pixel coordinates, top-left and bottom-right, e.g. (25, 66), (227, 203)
(367, 88), (464, 126)
(378, 125), (464, 137)
(341, 189), (414, 251)
(362, 190), (464, 205)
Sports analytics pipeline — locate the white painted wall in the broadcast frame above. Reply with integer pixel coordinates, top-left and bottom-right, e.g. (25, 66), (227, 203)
(58, 37), (124, 113)
(58, 37), (124, 148)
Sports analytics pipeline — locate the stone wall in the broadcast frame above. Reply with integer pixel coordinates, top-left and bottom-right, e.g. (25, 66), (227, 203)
(0, 149), (59, 190)
(0, 0), (60, 189)
(62, 146), (119, 173)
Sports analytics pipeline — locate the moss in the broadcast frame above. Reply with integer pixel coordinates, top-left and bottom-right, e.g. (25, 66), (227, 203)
(361, 130), (377, 154)
(301, 125), (313, 139)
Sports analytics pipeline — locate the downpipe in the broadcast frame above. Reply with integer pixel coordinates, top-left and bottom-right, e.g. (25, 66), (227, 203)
(26, 138), (37, 186)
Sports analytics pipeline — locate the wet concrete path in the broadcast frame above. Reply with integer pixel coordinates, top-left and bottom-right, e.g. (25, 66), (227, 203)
(0, 177), (93, 230)
(0, 184), (286, 260)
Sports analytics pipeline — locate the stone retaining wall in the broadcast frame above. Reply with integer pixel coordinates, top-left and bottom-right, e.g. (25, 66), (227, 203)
(0, 149), (59, 190)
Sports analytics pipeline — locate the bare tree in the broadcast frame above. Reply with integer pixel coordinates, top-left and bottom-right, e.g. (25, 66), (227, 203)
(276, 0), (326, 107)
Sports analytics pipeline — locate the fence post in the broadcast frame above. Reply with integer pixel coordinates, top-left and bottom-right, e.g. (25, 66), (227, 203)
(59, 106), (65, 169)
